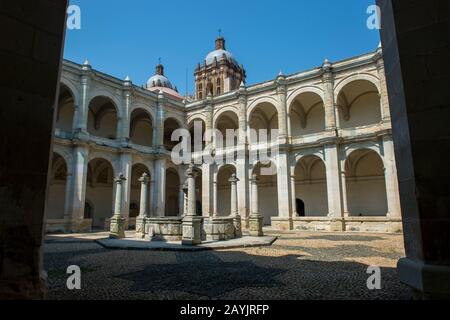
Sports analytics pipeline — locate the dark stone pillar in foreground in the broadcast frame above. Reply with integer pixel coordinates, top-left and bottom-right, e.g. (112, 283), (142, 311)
(378, 0), (450, 299)
(0, 0), (68, 299)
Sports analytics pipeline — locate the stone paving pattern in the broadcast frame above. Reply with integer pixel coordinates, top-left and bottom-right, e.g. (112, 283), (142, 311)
(44, 231), (411, 300)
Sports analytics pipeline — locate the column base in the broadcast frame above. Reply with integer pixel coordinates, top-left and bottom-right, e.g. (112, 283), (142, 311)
(135, 216), (146, 238)
(182, 216), (203, 245)
(329, 218), (345, 232)
(249, 214), (264, 237)
(109, 216), (126, 239)
(271, 217), (293, 231)
(233, 215), (242, 238)
(398, 258), (450, 299)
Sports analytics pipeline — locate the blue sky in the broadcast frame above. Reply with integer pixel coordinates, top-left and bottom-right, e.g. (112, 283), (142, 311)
(65, 0), (379, 95)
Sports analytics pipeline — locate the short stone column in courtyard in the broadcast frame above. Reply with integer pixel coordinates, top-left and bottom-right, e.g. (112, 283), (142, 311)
(229, 173), (242, 238)
(182, 165), (203, 245)
(136, 173), (150, 237)
(110, 174), (127, 239)
(249, 174), (264, 237)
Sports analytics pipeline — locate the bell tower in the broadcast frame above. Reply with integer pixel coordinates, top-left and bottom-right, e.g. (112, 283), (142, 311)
(194, 37), (246, 100)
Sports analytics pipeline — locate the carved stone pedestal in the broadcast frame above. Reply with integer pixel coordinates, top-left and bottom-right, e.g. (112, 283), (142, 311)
(249, 214), (264, 237)
(110, 216), (126, 239)
(182, 216), (203, 245)
(233, 215), (242, 238)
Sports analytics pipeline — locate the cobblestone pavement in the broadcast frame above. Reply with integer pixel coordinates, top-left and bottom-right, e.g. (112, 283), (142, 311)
(44, 231), (411, 300)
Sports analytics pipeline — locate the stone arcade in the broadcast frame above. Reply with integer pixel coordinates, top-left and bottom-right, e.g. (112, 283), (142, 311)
(45, 37), (402, 237)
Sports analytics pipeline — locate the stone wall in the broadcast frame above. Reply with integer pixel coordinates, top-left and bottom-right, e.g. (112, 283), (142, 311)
(0, 0), (68, 299)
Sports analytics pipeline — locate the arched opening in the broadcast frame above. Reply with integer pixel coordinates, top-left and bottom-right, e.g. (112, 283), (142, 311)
(195, 169), (203, 216)
(345, 149), (388, 216)
(337, 80), (381, 128)
(130, 109), (153, 147)
(188, 119), (206, 152)
(206, 82), (213, 96)
(165, 168), (180, 216)
(55, 84), (75, 133)
(296, 199), (305, 217)
(86, 158), (114, 229)
(164, 118), (182, 151)
(249, 102), (278, 143)
(216, 165), (237, 216)
(87, 96), (118, 139)
(84, 201), (93, 220)
(294, 156), (328, 217)
(290, 92), (325, 136)
(46, 153), (68, 220)
(253, 161), (278, 225)
(216, 111), (239, 148)
(130, 164), (151, 219)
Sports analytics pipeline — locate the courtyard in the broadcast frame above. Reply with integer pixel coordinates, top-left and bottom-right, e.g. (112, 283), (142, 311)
(44, 231), (410, 300)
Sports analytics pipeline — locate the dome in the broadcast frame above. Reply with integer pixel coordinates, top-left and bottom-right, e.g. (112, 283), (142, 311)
(147, 74), (173, 89)
(146, 64), (173, 89)
(204, 37), (239, 67)
(145, 63), (183, 101)
(205, 49), (238, 66)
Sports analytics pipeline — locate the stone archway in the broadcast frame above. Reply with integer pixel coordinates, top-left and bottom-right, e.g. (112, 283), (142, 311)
(345, 149), (388, 217)
(249, 102), (278, 143)
(86, 158), (115, 229)
(87, 96), (119, 139)
(336, 80), (381, 129)
(216, 165), (237, 217)
(46, 153), (68, 220)
(55, 84), (75, 133)
(252, 161), (278, 225)
(289, 92), (325, 136)
(294, 155), (329, 217)
(165, 168), (180, 216)
(130, 164), (151, 219)
(130, 109), (154, 147)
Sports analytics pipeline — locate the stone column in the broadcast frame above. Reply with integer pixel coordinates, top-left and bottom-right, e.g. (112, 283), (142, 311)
(249, 174), (264, 237)
(119, 77), (132, 145)
(0, 0), (68, 299)
(374, 47), (391, 122)
(322, 59), (337, 130)
(182, 180), (188, 217)
(77, 61), (91, 133)
(290, 174), (298, 217)
(276, 74), (288, 143)
(229, 174), (242, 238)
(276, 152), (293, 230)
(155, 91), (165, 149)
(110, 174), (127, 239)
(149, 179), (155, 217)
(201, 163), (213, 217)
(136, 173), (149, 236)
(378, 0), (450, 298)
(153, 159), (166, 217)
(212, 171), (218, 217)
(64, 145), (89, 232)
(340, 170), (350, 218)
(325, 143), (344, 231)
(182, 165), (202, 245)
(119, 152), (132, 228)
(383, 135), (402, 232)
(237, 83), (250, 225)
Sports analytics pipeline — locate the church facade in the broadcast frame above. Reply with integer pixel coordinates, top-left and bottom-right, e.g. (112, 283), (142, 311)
(46, 37), (402, 234)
